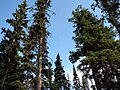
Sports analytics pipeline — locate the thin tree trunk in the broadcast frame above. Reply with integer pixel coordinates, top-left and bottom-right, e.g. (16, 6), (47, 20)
(92, 68), (100, 90)
(37, 37), (43, 90)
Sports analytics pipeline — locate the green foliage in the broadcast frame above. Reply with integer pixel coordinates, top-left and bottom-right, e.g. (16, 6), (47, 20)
(54, 54), (68, 90)
(2, 0), (120, 90)
(92, 0), (120, 34)
(0, 0), (52, 89)
(24, 0), (52, 89)
(69, 6), (120, 90)
(0, 0), (28, 89)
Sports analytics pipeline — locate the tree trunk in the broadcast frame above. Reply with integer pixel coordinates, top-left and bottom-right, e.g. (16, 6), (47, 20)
(92, 67), (100, 90)
(37, 37), (43, 90)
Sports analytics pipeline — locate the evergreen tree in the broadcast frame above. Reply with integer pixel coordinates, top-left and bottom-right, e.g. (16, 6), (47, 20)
(26, 0), (51, 90)
(91, 0), (120, 34)
(0, 0), (28, 89)
(69, 6), (120, 90)
(0, 0), (52, 89)
(54, 54), (68, 90)
(72, 65), (81, 90)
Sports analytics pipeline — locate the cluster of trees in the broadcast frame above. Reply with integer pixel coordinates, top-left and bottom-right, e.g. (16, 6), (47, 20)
(0, 0), (69, 90)
(0, 0), (119, 90)
(69, 0), (120, 90)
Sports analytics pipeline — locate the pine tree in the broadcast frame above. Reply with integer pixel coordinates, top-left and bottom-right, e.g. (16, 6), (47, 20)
(69, 6), (120, 90)
(73, 65), (81, 90)
(91, 0), (120, 34)
(0, 0), (53, 89)
(54, 54), (68, 90)
(25, 0), (51, 90)
(0, 0), (28, 89)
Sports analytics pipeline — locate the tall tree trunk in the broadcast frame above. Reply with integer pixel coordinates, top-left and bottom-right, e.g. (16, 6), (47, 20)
(37, 37), (43, 90)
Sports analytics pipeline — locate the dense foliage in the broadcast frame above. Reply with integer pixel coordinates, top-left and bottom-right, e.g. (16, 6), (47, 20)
(0, 0), (120, 90)
(69, 6), (120, 90)
(54, 54), (69, 90)
(0, 0), (28, 89)
(27, 0), (51, 89)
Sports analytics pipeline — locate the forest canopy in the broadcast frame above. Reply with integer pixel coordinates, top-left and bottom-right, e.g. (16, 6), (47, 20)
(0, 0), (120, 90)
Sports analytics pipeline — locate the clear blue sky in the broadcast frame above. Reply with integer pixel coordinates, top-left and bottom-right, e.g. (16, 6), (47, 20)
(0, 0), (101, 76)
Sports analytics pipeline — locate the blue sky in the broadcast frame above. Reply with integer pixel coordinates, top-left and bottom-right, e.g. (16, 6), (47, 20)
(48, 0), (93, 72)
(0, 0), (100, 78)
